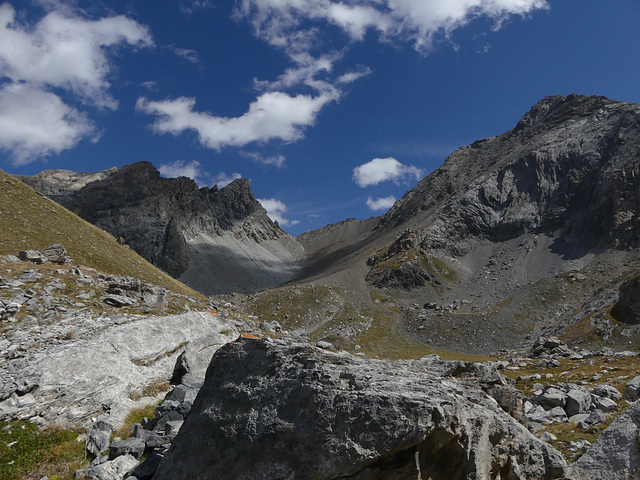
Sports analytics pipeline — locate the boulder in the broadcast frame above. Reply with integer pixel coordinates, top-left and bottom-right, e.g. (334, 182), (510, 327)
(87, 421), (114, 457)
(82, 454), (139, 480)
(624, 375), (640, 402)
(564, 385), (592, 417)
(592, 384), (623, 402)
(152, 337), (568, 480)
(42, 244), (70, 264)
(18, 250), (48, 264)
(109, 437), (146, 460)
(572, 400), (640, 479)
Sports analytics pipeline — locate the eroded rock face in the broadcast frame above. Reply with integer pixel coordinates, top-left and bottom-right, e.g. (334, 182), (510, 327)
(153, 337), (568, 480)
(17, 162), (290, 284)
(571, 400), (640, 480)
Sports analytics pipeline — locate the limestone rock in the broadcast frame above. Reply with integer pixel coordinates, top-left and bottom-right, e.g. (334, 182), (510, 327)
(87, 421), (114, 457)
(153, 337), (568, 480)
(572, 400), (640, 479)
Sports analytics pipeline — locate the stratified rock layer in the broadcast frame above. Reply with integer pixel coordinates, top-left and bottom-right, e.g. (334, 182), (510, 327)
(153, 337), (568, 480)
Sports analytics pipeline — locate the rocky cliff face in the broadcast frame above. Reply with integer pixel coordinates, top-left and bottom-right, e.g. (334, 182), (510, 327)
(18, 162), (305, 294)
(381, 94), (640, 251)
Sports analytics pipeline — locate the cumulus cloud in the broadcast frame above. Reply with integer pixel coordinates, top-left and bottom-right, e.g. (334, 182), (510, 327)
(213, 172), (242, 188)
(0, 3), (152, 108)
(137, 91), (337, 150)
(258, 197), (298, 226)
(0, 84), (95, 165)
(366, 195), (396, 211)
(0, 3), (152, 164)
(235, 0), (548, 53)
(353, 157), (423, 187)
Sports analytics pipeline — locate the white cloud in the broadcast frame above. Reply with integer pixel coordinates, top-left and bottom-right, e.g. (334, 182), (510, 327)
(137, 90), (337, 150)
(0, 3), (152, 164)
(366, 195), (396, 211)
(234, 0), (548, 53)
(258, 197), (296, 226)
(180, 0), (214, 16)
(353, 157), (424, 187)
(0, 3), (152, 108)
(172, 47), (200, 64)
(242, 151), (286, 168)
(0, 83), (94, 165)
(213, 172), (242, 188)
(158, 160), (203, 182)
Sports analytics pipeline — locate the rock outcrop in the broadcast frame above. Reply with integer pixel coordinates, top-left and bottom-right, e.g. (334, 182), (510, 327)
(17, 162), (305, 294)
(571, 400), (640, 479)
(153, 336), (568, 480)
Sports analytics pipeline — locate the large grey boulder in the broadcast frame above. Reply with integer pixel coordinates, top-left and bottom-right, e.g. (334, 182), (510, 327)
(153, 337), (568, 480)
(572, 400), (640, 479)
(624, 375), (640, 402)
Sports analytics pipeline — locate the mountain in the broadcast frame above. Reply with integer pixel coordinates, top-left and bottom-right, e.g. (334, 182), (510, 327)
(0, 168), (202, 299)
(17, 162), (305, 295)
(15, 94), (640, 356)
(240, 94), (640, 357)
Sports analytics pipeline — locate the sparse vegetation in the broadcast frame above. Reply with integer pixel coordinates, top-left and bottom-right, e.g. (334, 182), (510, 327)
(0, 421), (85, 480)
(0, 170), (205, 300)
(114, 404), (158, 441)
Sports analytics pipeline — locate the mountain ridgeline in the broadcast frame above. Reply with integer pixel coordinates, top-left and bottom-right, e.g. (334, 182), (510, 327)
(16, 94), (640, 355)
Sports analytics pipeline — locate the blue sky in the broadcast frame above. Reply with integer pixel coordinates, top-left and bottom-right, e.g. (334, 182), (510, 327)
(1, 0), (639, 235)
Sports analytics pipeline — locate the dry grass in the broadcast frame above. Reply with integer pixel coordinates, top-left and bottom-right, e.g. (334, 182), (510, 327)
(0, 170), (205, 300)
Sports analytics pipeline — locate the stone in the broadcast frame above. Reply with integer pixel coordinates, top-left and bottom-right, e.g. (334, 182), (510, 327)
(103, 295), (137, 307)
(170, 332), (236, 388)
(87, 421), (113, 457)
(152, 337), (568, 480)
(127, 451), (163, 480)
(564, 385), (592, 417)
(592, 395), (619, 413)
(592, 384), (623, 402)
(109, 437), (146, 460)
(538, 386), (566, 409)
(42, 244), (70, 264)
(572, 400), (640, 479)
(85, 454), (138, 480)
(624, 375), (640, 401)
(18, 250), (48, 264)
(164, 419), (183, 438)
(540, 432), (557, 443)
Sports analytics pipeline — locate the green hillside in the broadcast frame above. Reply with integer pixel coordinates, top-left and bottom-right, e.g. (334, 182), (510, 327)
(0, 170), (205, 300)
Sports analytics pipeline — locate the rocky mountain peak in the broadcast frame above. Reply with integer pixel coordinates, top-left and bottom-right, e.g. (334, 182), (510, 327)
(514, 93), (618, 132)
(17, 162), (290, 285)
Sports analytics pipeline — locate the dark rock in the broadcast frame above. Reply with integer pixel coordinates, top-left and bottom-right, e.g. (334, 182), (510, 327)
(128, 451), (163, 480)
(109, 437), (146, 460)
(18, 250), (48, 264)
(103, 295), (137, 307)
(152, 337), (568, 480)
(611, 275), (640, 324)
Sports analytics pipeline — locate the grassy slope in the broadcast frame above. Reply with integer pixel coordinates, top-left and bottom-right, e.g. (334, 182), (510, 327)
(0, 170), (204, 300)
